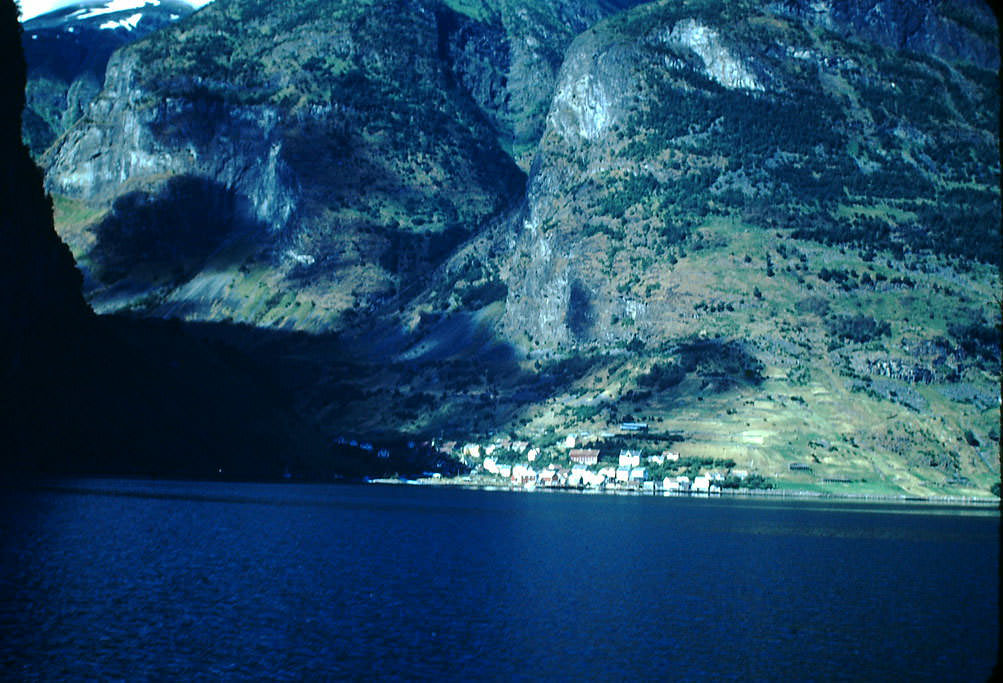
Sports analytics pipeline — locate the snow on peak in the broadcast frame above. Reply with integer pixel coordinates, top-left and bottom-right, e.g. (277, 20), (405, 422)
(98, 11), (143, 30)
(19, 1), (214, 23)
(75, 0), (161, 21)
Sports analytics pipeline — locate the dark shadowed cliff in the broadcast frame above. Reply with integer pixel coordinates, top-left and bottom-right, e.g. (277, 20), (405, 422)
(2, 0), (418, 480)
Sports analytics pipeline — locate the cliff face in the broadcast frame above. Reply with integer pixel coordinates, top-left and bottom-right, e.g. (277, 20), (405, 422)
(3, 0), (383, 478)
(20, 0), (197, 156)
(497, 0), (999, 349)
(439, 0), (649, 169)
(42, 0), (657, 332)
(1, 0), (90, 367)
(42, 0), (514, 329)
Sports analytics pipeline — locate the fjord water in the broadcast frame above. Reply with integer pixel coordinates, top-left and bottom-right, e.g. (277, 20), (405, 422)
(1, 481), (997, 680)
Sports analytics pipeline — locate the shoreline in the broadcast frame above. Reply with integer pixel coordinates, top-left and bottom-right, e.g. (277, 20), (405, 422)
(5, 475), (998, 510)
(370, 476), (1002, 508)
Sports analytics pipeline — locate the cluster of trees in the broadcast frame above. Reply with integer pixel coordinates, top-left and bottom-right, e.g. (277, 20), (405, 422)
(673, 339), (765, 386)
(637, 361), (686, 391)
(825, 314), (891, 344)
(948, 320), (1001, 365)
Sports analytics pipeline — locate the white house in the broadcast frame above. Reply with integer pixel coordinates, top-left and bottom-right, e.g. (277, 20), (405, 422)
(538, 469), (560, 487)
(663, 451), (680, 462)
(497, 464), (512, 478)
(598, 466), (616, 480)
(512, 464), (536, 484)
(619, 450), (642, 468)
(527, 448), (540, 462)
(648, 454), (665, 465)
(692, 475), (711, 492)
(666, 475), (691, 491)
(629, 467), (647, 481)
(482, 457), (499, 474)
(564, 434), (577, 449)
(615, 467), (631, 483)
(568, 465), (590, 487)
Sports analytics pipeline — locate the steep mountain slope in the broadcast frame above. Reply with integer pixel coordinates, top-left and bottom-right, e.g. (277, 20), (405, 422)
(494, 0), (999, 349)
(6, 0), (420, 480)
(35, 0), (1001, 496)
(379, 0), (1001, 496)
(20, 0), (199, 155)
(3, 0), (90, 352)
(43, 0), (649, 332)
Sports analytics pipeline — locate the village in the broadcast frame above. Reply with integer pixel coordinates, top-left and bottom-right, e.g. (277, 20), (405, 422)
(426, 424), (758, 494)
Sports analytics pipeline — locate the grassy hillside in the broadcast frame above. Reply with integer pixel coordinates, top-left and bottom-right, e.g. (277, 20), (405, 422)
(35, 0), (1001, 494)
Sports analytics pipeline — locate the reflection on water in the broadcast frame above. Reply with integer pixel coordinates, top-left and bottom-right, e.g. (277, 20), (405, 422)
(1, 480), (998, 680)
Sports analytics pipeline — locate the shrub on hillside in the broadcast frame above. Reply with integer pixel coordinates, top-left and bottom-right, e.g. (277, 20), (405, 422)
(826, 314), (891, 343)
(638, 361), (686, 391)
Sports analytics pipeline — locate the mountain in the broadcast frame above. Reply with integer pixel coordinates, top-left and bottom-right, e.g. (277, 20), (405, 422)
(5, 0), (454, 480)
(40, 0), (657, 331)
(20, 0), (199, 155)
(495, 0), (1000, 348)
(29, 0), (1003, 496)
(3, 0), (90, 352)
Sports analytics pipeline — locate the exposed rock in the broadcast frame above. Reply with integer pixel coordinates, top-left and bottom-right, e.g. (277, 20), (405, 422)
(20, 0), (197, 156)
(774, 0), (999, 70)
(497, 0), (999, 350)
(663, 19), (762, 91)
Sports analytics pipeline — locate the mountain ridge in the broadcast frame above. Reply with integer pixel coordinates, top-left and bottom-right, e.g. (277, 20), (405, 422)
(21, 0), (1003, 495)
(20, 0), (200, 154)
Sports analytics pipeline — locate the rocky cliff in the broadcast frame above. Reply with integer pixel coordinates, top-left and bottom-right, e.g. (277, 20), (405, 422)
(43, 0), (653, 332)
(496, 0), (999, 349)
(20, 0), (198, 156)
(3, 0), (395, 479)
(32, 0), (1002, 495)
(2, 0), (91, 365)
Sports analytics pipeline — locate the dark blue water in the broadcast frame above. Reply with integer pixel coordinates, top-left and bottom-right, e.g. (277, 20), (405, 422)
(1, 480), (998, 680)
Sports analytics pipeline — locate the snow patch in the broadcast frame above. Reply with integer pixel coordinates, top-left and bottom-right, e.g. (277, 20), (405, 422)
(99, 12), (143, 29)
(76, 0), (159, 20)
(285, 250), (315, 266)
(20, 1), (213, 23)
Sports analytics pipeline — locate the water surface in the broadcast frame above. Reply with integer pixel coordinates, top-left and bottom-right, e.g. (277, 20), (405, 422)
(1, 480), (997, 680)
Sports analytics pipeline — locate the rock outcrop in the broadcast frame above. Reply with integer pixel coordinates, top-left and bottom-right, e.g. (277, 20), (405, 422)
(497, 0), (999, 349)
(20, 0), (198, 156)
(2, 0), (90, 367)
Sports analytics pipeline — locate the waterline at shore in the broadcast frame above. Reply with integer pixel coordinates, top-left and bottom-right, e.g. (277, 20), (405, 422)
(369, 476), (1001, 509)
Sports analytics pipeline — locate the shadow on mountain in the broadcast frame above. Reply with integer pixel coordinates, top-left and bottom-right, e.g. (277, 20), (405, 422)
(166, 310), (598, 450)
(619, 338), (766, 409)
(86, 175), (267, 298)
